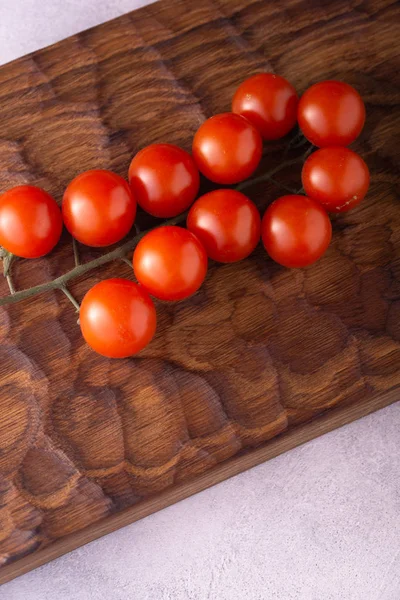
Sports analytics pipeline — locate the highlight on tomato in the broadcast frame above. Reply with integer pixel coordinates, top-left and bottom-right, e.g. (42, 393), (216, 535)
(63, 169), (136, 247)
(133, 226), (208, 301)
(302, 147), (370, 212)
(192, 112), (263, 184)
(128, 143), (200, 218)
(0, 185), (63, 258)
(261, 194), (332, 268)
(232, 73), (298, 140)
(298, 80), (365, 147)
(80, 278), (156, 358)
(187, 189), (261, 263)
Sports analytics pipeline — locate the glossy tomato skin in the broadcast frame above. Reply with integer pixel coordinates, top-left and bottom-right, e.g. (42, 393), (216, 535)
(128, 144), (200, 218)
(0, 185), (62, 258)
(298, 81), (365, 147)
(80, 278), (156, 358)
(302, 147), (370, 212)
(192, 113), (263, 184)
(232, 73), (298, 140)
(187, 189), (261, 262)
(133, 226), (207, 301)
(63, 170), (136, 247)
(261, 195), (332, 268)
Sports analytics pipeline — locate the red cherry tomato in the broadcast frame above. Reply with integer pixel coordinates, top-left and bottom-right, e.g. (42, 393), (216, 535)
(261, 195), (332, 268)
(302, 147), (370, 212)
(128, 144), (200, 218)
(187, 189), (261, 262)
(232, 73), (298, 140)
(133, 226), (207, 301)
(63, 170), (136, 247)
(298, 81), (365, 147)
(80, 278), (156, 358)
(192, 113), (262, 184)
(0, 185), (62, 258)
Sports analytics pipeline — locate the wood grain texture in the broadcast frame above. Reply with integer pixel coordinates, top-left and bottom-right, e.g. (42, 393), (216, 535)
(0, 0), (399, 582)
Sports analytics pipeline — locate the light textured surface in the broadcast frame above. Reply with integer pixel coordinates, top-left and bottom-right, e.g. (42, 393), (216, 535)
(0, 0), (156, 65)
(1, 1), (399, 598)
(2, 403), (400, 599)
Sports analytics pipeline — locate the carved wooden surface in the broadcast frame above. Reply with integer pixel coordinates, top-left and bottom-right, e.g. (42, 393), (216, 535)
(0, 0), (399, 583)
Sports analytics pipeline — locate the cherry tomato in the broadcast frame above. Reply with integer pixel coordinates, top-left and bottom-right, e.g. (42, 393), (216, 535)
(0, 185), (62, 258)
(232, 73), (298, 140)
(192, 113), (262, 184)
(302, 147), (370, 212)
(298, 81), (365, 147)
(128, 144), (200, 218)
(187, 189), (261, 263)
(63, 170), (136, 247)
(80, 278), (156, 358)
(261, 195), (332, 268)
(133, 226), (207, 301)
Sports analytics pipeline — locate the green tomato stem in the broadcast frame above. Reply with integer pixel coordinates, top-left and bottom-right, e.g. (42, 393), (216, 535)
(120, 256), (133, 268)
(6, 274), (16, 295)
(236, 157), (301, 192)
(72, 237), (80, 267)
(3, 252), (14, 277)
(60, 285), (81, 312)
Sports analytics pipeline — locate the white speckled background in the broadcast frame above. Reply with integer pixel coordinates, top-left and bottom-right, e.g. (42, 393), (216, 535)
(1, 2), (399, 598)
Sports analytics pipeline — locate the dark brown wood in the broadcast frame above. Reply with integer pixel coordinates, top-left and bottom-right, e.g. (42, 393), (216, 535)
(0, 0), (399, 583)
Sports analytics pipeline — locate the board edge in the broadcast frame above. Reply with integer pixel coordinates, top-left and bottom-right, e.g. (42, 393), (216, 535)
(1, 387), (398, 585)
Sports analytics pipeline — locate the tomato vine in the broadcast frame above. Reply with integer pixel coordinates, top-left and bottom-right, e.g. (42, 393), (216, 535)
(0, 74), (369, 358)
(0, 154), (304, 308)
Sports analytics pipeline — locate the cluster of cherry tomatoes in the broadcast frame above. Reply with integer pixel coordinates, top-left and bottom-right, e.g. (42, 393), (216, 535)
(0, 74), (369, 358)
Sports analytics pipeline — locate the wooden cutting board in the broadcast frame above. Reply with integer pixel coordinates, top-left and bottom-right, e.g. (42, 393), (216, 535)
(0, 0), (399, 584)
